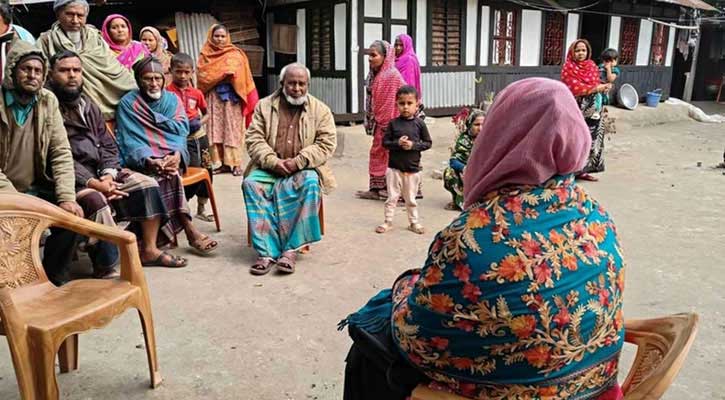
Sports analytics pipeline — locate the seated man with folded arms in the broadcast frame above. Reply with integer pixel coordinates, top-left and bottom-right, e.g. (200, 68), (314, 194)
(115, 56), (218, 258)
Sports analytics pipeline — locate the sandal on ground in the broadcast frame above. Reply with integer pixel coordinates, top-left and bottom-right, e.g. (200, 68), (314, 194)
(444, 202), (461, 211)
(189, 235), (218, 255)
(355, 190), (384, 201)
(276, 251), (297, 274)
(141, 252), (188, 268)
(195, 211), (216, 223)
(250, 257), (275, 275)
(408, 223), (426, 235)
(232, 167), (243, 176)
(213, 166), (230, 175)
(375, 222), (393, 234)
(92, 268), (121, 279)
(577, 173), (599, 182)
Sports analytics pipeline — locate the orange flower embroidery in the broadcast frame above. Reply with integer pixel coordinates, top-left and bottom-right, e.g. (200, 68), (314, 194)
(549, 230), (565, 245)
(562, 254), (578, 271)
(521, 238), (542, 257)
(467, 208), (491, 228)
(423, 266), (443, 286)
(524, 345), (551, 368)
(451, 357), (474, 370)
(429, 293), (455, 313)
(430, 336), (449, 351)
(588, 223), (608, 243)
(505, 196), (523, 213)
(462, 283), (482, 302)
(534, 262), (552, 284)
(582, 242), (598, 258)
(498, 255), (526, 282)
(509, 315), (537, 339)
(453, 263), (472, 282)
(553, 307), (570, 327)
(538, 386), (560, 399)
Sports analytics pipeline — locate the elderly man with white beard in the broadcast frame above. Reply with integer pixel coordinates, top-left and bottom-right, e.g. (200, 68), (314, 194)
(114, 56), (218, 260)
(243, 62), (337, 275)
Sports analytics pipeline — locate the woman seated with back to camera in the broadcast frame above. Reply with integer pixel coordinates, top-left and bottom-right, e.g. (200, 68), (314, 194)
(341, 78), (625, 400)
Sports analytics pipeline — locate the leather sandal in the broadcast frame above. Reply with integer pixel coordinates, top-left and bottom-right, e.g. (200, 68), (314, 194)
(275, 251), (297, 274)
(250, 257), (275, 275)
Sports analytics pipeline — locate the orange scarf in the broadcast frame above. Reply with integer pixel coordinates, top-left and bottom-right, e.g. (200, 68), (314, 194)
(197, 25), (256, 101)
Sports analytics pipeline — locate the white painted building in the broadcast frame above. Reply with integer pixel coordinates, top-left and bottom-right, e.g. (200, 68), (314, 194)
(267, 0), (685, 120)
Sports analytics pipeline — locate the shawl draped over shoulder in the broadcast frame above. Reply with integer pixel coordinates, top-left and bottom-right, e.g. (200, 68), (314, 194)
(394, 34), (422, 97)
(197, 25), (259, 127)
(560, 39), (600, 97)
(37, 22), (137, 119)
(115, 89), (190, 170)
(101, 14), (150, 70)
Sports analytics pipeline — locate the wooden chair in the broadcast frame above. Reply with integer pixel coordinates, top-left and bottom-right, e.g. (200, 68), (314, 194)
(182, 167), (221, 232)
(0, 193), (162, 400)
(411, 313), (699, 400)
(246, 198), (325, 251)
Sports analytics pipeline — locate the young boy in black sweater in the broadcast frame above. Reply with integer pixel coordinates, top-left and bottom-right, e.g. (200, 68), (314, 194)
(376, 85), (432, 234)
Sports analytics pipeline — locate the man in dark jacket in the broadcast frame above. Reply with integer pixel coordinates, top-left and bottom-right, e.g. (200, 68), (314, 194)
(48, 50), (189, 272)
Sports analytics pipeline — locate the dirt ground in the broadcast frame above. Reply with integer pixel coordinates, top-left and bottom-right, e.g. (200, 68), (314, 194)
(0, 113), (724, 400)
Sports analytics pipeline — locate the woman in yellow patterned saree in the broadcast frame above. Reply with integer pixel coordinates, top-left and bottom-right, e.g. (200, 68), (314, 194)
(341, 78), (625, 400)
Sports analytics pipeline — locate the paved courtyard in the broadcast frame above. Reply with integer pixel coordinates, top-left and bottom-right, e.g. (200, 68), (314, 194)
(0, 113), (724, 399)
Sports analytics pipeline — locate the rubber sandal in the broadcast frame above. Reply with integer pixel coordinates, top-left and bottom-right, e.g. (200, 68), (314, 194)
(375, 222), (393, 234)
(92, 268), (121, 279)
(195, 212), (216, 223)
(408, 224), (425, 235)
(142, 251), (188, 268)
(250, 257), (275, 275)
(189, 235), (218, 255)
(444, 202), (461, 211)
(276, 251), (296, 274)
(577, 173), (599, 182)
(232, 167), (243, 176)
(355, 190), (383, 200)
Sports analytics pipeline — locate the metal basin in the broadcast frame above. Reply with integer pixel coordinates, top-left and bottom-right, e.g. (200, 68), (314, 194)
(617, 83), (639, 110)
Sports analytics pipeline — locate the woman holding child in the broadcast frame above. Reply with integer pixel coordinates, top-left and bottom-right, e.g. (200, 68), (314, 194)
(341, 78), (625, 400)
(197, 24), (258, 176)
(561, 39), (612, 182)
(356, 40), (406, 200)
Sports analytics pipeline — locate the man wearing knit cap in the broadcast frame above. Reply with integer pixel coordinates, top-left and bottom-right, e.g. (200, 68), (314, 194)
(114, 56), (219, 258)
(0, 40), (82, 285)
(37, 0), (136, 119)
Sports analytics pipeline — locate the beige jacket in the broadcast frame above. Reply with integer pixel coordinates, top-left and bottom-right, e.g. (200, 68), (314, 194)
(0, 41), (75, 203)
(245, 91), (337, 193)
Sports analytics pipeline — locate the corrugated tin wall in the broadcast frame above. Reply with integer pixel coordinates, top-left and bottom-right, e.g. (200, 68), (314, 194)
(421, 71), (476, 108)
(268, 74), (347, 115)
(175, 13), (218, 63)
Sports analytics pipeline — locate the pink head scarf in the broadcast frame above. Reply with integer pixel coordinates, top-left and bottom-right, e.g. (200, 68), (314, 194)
(394, 34), (422, 97)
(101, 14), (149, 69)
(368, 40), (406, 131)
(463, 78), (592, 208)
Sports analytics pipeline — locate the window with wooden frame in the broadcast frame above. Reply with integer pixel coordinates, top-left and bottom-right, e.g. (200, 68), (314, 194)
(542, 12), (565, 66)
(650, 24), (669, 66)
(619, 17), (639, 65)
(308, 6), (333, 71)
(492, 8), (518, 66)
(430, 0), (464, 66)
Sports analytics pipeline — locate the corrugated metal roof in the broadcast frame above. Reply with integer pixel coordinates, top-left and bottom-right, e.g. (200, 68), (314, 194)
(175, 12), (218, 63)
(656, 0), (718, 11)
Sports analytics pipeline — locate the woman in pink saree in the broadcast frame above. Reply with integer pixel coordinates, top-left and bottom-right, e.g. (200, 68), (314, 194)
(356, 40), (406, 200)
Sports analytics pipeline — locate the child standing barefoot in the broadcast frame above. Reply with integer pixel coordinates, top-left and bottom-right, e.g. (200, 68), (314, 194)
(375, 86), (432, 234)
